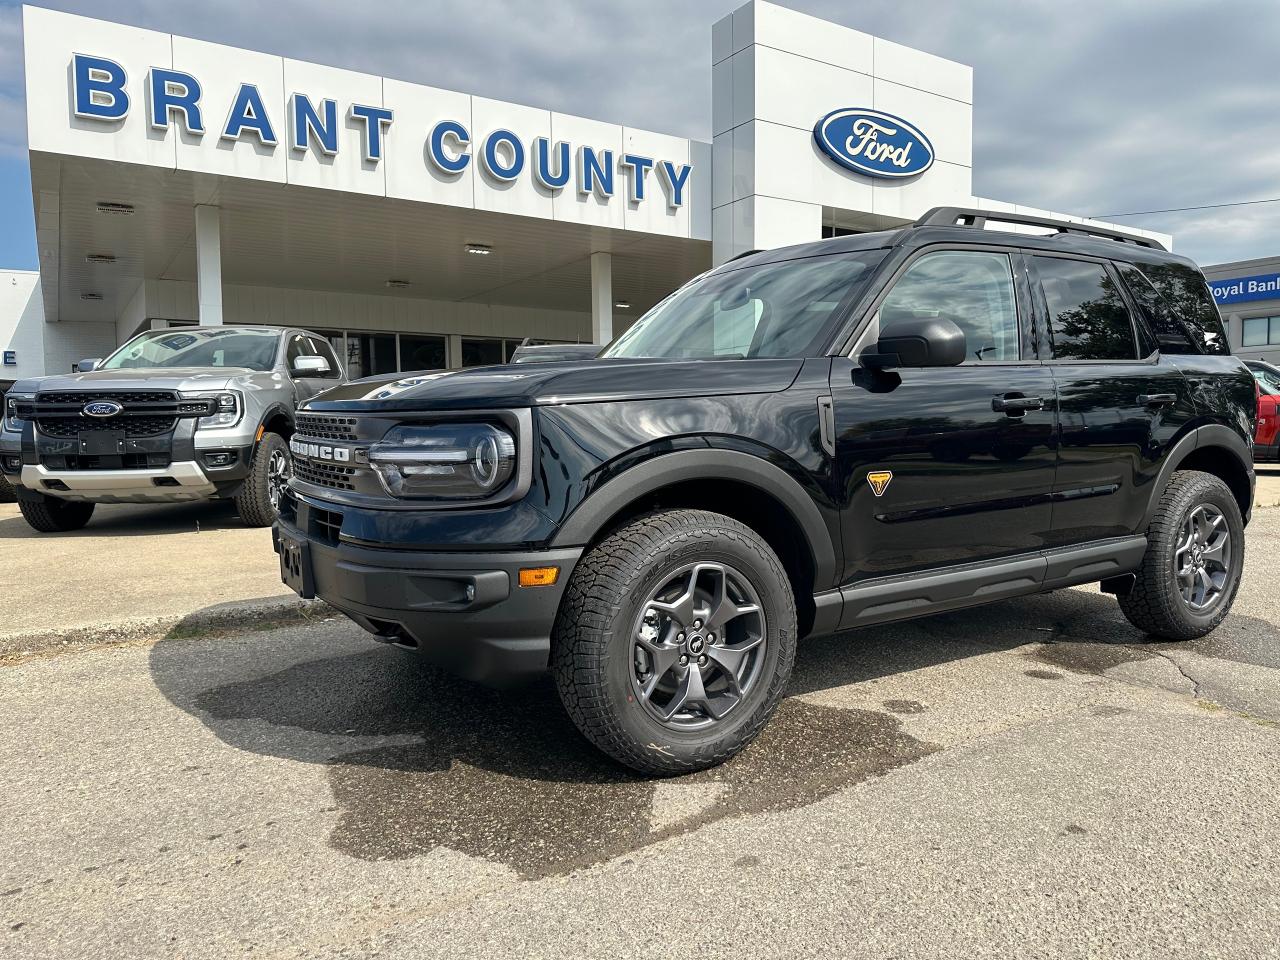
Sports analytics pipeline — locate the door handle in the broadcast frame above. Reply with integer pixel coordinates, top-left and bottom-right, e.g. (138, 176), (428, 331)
(1138, 393), (1178, 407)
(992, 395), (1045, 415)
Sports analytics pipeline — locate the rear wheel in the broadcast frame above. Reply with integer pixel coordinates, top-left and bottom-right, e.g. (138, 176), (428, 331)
(18, 494), (95, 532)
(235, 432), (289, 528)
(552, 509), (797, 775)
(1118, 470), (1244, 640)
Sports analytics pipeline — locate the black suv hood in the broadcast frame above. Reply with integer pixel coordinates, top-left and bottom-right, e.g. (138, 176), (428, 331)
(305, 358), (804, 411)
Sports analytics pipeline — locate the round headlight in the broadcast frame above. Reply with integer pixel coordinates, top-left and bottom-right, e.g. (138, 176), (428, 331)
(369, 422), (517, 499)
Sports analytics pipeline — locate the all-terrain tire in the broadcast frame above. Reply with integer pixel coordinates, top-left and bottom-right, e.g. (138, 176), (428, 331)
(235, 432), (289, 528)
(1118, 470), (1244, 641)
(552, 509), (797, 776)
(18, 495), (95, 532)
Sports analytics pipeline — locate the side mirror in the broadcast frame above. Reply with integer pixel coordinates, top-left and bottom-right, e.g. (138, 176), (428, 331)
(863, 317), (967, 370)
(76, 358), (103, 373)
(292, 355), (331, 376)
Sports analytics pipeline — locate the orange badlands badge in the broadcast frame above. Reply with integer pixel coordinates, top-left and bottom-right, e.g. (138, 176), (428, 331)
(866, 470), (894, 498)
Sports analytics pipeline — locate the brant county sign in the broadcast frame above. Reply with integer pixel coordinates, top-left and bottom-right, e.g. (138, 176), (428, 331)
(813, 108), (934, 180)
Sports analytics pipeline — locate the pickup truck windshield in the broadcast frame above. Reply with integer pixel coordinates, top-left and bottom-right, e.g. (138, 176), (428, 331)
(602, 250), (886, 360)
(101, 329), (280, 371)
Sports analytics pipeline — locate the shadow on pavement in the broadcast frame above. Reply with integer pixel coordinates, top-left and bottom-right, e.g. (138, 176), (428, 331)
(0, 499), (245, 539)
(147, 586), (1273, 879)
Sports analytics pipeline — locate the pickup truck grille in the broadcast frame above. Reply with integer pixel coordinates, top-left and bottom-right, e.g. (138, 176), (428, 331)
(37, 415), (177, 438)
(295, 414), (358, 441)
(23, 391), (213, 442)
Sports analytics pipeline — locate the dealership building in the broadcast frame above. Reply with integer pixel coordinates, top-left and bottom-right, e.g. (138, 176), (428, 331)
(1204, 257), (1280, 363)
(1, 1), (1170, 383)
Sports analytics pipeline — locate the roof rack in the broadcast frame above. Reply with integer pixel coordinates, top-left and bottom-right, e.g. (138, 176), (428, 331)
(914, 206), (1166, 251)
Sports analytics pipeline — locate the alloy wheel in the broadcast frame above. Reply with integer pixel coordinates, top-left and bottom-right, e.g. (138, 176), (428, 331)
(630, 561), (767, 730)
(267, 447), (291, 514)
(1174, 504), (1231, 613)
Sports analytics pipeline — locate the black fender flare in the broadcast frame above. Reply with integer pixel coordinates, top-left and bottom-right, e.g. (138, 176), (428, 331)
(550, 448), (838, 588)
(1143, 423), (1254, 529)
(255, 403), (294, 441)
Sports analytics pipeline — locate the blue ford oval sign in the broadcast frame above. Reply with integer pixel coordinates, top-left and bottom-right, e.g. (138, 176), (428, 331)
(82, 400), (123, 418)
(813, 108), (934, 179)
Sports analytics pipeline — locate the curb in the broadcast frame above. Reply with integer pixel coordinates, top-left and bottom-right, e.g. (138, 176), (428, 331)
(0, 595), (336, 658)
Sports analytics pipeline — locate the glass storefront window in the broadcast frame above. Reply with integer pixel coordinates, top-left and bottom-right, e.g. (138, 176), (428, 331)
(1242, 317), (1280, 347)
(400, 335), (447, 373)
(461, 338), (506, 367)
(349, 333), (398, 379)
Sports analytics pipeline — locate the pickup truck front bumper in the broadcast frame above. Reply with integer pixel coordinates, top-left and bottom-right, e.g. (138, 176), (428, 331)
(273, 498), (582, 686)
(17, 460), (218, 502)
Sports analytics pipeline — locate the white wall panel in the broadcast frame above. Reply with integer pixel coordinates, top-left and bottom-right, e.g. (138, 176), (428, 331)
(23, 6), (175, 169)
(172, 37), (286, 183)
(282, 59), (386, 196)
(0, 272), (45, 381)
(470, 97), (554, 219)
(383, 79), (474, 208)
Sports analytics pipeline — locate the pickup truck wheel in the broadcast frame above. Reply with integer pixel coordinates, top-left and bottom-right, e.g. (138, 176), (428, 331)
(1118, 470), (1244, 641)
(235, 432), (289, 528)
(18, 494), (95, 532)
(552, 509), (797, 776)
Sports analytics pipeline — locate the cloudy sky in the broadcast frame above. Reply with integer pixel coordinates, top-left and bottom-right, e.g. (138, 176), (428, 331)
(0, 0), (1277, 269)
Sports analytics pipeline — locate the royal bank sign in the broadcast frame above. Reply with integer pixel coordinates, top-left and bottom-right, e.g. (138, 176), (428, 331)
(70, 54), (694, 208)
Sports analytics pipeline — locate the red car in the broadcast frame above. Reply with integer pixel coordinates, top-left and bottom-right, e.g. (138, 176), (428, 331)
(1247, 360), (1280, 462)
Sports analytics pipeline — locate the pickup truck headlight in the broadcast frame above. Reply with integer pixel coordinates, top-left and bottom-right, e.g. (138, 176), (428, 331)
(369, 423), (517, 499)
(189, 392), (242, 430)
(3, 393), (33, 432)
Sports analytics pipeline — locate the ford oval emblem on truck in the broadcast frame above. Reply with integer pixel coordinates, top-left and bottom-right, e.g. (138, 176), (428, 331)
(813, 108), (935, 179)
(82, 400), (123, 418)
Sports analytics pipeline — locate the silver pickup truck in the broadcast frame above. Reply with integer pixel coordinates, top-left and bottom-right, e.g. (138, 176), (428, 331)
(0, 326), (344, 532)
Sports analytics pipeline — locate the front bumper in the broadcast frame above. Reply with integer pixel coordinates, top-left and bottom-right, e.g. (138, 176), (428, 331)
(273, 507), (582, 686)
(18, 460), (218, 503)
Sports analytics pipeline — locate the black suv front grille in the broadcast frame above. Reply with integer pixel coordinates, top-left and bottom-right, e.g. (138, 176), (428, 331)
(293, 458), (357, 491)
(295, 414), (358, 441)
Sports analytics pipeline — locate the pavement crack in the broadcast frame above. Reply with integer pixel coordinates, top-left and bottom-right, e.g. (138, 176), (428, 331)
(1149, 649), (1202, 699)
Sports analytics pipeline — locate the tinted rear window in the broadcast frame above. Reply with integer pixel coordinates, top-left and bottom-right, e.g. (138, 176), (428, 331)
(1127, 262), (1230, 356)
(1032, 256), (1139, 361)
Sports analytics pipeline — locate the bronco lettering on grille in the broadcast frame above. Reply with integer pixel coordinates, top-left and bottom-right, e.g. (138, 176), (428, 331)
(289, 438), (353, 463)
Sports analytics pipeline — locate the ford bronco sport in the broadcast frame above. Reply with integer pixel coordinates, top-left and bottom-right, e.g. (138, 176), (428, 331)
(275, 207), (1255, 775)
(2, 326), (343, 531)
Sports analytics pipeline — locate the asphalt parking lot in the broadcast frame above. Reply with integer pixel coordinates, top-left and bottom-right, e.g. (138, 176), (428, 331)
(1, 475), (1279, 958)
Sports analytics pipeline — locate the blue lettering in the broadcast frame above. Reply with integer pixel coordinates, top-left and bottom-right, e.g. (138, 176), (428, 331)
(578, 146), (614, 198)
(620, 154), (654, 203)
(73, 54), (129, 121)
(659, 161), (692, 208)
(148, 68), (203, 134)
(482, 129), (524, 182)
(221, 84), (278, 146)
(350, 104), (393, 162)
(534, 138), (571, 190)
(428, 120), (471, 174)
(291, 95), (338, 155)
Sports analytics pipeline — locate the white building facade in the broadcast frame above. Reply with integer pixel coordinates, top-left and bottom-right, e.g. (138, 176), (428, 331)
(1, 1), (1170, 381)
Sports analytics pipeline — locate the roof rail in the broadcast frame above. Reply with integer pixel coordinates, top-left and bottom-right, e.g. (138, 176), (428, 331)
(914, 206), (1166, 251)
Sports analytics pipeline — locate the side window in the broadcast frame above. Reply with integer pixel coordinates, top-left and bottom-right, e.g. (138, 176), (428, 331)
(878, 251), (1021, 362)
(1032, 256), (1138, 361)
(306, 336), (342, 378)
(1121, 262), (1229, 356)
(287, 334), (341, 377)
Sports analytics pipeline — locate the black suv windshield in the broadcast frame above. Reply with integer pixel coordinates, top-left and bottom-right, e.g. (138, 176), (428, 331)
(101, 329), (280, 372)
(602, 250), (886, 360)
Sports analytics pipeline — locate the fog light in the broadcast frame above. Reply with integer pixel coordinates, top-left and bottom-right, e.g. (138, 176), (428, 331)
(1, 456), (18, 472)
(518, 566), (560, 588)
(203, 451), (236, 467)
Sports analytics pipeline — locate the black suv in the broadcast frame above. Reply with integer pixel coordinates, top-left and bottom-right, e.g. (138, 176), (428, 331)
(275, 207), (1255, 775)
